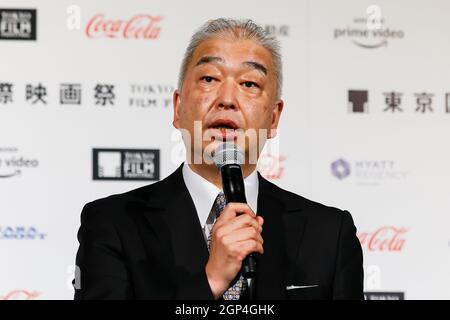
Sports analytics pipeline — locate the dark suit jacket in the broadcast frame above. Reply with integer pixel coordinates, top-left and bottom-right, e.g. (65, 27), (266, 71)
(74, 164), (363, 300)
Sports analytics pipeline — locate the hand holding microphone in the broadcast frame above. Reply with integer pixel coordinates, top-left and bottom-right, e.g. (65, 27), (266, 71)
(205, 202), (264, 298)
(205, 143), (263, 299)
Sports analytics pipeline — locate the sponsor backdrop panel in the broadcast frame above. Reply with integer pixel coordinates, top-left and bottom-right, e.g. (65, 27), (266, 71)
(0, 0), (448, 299)
(0, 0), (309, 300)
(308, 0), (450, 299)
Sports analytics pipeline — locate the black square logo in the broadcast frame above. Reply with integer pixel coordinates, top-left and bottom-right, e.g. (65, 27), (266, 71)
(348, 90), (368, 113)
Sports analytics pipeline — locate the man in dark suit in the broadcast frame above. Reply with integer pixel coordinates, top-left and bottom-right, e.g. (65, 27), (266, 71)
(74, 18), (363, 300)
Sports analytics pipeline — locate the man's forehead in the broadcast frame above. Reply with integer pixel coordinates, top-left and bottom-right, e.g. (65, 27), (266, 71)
(191, 38), (273, 71)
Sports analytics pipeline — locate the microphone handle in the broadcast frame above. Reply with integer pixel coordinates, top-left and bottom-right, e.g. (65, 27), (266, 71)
(220, 164), (257, 279)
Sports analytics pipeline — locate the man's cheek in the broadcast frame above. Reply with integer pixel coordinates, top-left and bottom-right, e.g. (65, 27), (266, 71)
(200, 94), (214, 106)
(184, 93), (212, 113)
(178, 107), (196, 129)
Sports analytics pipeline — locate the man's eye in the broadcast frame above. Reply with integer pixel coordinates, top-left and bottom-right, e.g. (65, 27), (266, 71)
(242, 81), (259, 88)
(201, 76), (215, 83)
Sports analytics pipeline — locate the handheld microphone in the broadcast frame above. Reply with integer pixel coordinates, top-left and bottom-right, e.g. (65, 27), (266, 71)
(212, 143), (257, 280)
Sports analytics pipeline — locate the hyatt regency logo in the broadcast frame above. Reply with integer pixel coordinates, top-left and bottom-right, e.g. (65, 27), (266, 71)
(331, 158), (351, 180)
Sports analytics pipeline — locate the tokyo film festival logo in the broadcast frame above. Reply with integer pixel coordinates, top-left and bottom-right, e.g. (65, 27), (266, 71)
(257, 153), (286, 180)
(93, 148), (160, 181)
(129, 83), (174, 108)
(0, 8), (37, 40)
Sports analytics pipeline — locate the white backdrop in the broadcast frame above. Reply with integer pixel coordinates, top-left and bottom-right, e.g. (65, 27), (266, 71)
(1, 0), (449, 300)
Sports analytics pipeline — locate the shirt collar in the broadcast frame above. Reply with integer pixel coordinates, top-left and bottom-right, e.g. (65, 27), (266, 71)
(182, 162), (259, 228)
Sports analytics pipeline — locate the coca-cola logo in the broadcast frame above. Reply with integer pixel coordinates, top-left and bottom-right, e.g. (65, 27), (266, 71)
(257, 153), (286, 180)
(357, 226), (408, 252)
(86, 14), (163, 39)
(0, 290), (40, 300)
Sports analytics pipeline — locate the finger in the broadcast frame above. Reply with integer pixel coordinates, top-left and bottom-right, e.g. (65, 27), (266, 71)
(219, 213), (261, 235)
(235, 240), (264, 258)
(221, 227), (264, 245)
(256, 216), (264, 227)
(214, 202), (256, 226)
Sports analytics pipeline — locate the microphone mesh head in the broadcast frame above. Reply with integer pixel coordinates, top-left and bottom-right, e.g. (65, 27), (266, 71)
(213, 143), (244, 169)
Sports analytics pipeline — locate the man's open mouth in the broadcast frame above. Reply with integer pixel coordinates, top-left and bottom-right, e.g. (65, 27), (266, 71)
(207, 119), (241, 139)
(208, 119), (239, 130)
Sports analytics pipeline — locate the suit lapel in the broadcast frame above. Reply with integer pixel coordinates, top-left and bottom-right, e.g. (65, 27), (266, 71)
(142, 165), (209, 275)
(255, 174), (307, 299)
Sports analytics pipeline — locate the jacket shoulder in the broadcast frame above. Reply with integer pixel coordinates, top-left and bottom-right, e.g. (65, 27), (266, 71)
(259, 174), (351, 224)
(80, 166), (181, 222)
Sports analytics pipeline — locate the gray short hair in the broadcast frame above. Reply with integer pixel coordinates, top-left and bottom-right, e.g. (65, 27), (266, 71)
(178, 18), (283, 100)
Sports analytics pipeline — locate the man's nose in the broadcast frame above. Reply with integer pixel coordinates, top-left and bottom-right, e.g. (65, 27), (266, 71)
(217, 79), (238, 110)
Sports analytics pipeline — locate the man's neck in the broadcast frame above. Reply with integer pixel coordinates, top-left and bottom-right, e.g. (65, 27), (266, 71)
(187, 163), (257, 190)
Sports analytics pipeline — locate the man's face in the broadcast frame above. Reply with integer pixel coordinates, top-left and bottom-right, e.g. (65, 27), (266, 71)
(173, 36), (283, 164)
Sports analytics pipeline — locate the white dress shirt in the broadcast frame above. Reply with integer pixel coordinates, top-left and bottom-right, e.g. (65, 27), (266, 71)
(182, 162), (259, 229)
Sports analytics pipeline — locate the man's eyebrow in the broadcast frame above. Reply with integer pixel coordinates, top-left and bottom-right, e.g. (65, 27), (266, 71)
(243, 61), (267, 76)
(195, 56), (224, 66)
(195, 56), (268, 76)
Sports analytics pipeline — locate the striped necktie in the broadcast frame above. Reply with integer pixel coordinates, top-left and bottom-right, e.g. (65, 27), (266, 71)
(203, 192), (247, 300)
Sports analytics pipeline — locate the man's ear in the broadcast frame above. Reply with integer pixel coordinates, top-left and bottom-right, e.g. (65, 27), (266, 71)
(268, 99), (284, 139)
(172, 89), (181, 129)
